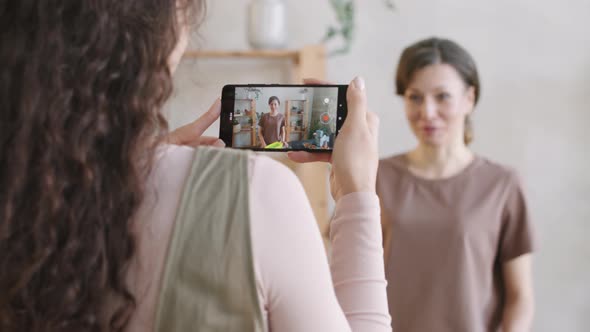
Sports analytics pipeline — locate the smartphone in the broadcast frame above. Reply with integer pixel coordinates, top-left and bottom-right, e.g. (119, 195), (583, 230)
(219, 84), (348, 152)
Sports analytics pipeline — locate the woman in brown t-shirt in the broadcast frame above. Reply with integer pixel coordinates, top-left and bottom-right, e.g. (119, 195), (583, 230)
(258, 96), (287, 148)
(378, 37), (535, 332)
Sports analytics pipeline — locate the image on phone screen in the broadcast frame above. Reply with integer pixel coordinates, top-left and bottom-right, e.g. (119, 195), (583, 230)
(220, 84), (347, 152)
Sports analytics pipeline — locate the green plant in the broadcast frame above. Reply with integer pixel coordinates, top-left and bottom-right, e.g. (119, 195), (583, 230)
(323, 0), (395, 56)
(245, 87), (262, 100)
(309, 119), (331, 138)
(232, 118), (239, 125)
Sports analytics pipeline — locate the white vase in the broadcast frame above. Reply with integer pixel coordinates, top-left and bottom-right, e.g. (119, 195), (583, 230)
(248, 0), (287, 49)
(233, 123), (241, 134)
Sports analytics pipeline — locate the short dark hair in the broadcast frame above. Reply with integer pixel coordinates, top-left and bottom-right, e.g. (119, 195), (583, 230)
(268, 96), (281, 105)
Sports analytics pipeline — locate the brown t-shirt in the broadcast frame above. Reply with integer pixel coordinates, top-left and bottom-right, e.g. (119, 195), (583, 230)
(377, 154), (535, 332)
(259, 113), (285, 145)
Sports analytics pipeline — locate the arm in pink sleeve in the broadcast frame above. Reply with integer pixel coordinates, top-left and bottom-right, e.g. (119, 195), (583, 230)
(330, 192), (391, 331)
(249, 155), (391, 332)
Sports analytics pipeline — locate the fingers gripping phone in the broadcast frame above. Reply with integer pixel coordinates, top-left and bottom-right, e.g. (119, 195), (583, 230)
(219, 84), (348, 152)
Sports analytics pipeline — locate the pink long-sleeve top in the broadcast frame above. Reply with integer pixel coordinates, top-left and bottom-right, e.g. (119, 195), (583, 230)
(124, 144), (391, 331)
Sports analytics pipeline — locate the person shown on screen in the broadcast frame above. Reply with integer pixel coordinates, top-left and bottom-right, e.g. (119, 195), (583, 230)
(258, 96), (287, 148)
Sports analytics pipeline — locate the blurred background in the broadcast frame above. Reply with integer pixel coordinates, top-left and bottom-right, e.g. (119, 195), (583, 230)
(165, 1), (590, 330)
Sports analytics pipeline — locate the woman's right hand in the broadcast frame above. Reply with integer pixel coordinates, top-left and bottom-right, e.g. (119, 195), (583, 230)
(166, 99), (226, 148)
(288, 77), (379, 201)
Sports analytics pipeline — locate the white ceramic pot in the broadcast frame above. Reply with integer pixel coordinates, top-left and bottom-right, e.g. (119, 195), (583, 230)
(233, 123), (241, 134)
(248, 0), (287, 49)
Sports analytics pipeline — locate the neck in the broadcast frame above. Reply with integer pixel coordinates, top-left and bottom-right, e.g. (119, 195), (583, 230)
(407, 143), (474, 180)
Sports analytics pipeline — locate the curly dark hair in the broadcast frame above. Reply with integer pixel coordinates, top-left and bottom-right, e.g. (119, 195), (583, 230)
(0, 0), (203, 331)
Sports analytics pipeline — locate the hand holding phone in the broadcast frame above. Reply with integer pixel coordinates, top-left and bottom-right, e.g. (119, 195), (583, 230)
(331, 77), (378, 199)
(289, 77), (379, 201)
(167, 99), (225, 148)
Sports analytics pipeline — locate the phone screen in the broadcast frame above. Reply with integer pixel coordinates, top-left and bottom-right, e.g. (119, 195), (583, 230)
(219, 84), (347, 152)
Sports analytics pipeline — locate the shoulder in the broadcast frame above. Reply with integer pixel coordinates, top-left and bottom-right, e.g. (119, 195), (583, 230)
(472, 156), (527, 202)
(378, 153), (408, 178)
(153, 145), (256, 183)
(151, 144), (196, 182)
(138, 144), (199, 231)
(474, 156), (523, 186)
(249, 154), (300, 190)
(376, 153), (411, 198)
(379, 153), (406, 168)
(156, 146), (298, 189)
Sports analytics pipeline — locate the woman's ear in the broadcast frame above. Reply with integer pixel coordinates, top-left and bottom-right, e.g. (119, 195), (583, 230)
(466, 86), (476, 113)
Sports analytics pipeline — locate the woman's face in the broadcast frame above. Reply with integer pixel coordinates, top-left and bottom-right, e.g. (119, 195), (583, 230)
(269, 100), (279, 113)
(403, 63), (475, 148)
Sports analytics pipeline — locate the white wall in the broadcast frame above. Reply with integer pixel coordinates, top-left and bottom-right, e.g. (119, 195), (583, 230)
(167, 1), (590, 330)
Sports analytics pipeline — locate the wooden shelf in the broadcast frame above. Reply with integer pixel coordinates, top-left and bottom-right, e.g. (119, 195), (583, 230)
(232, 99), (257, 146)
(183, 49), (299, 60)
(181, 45), (326, 81)
(286, 99), (308, 144)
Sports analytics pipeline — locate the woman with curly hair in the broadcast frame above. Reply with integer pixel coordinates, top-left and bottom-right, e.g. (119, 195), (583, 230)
(0, 1), (390, 331)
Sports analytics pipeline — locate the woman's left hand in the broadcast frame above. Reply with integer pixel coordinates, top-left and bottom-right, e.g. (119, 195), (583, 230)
(167, 99), (226, 148)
